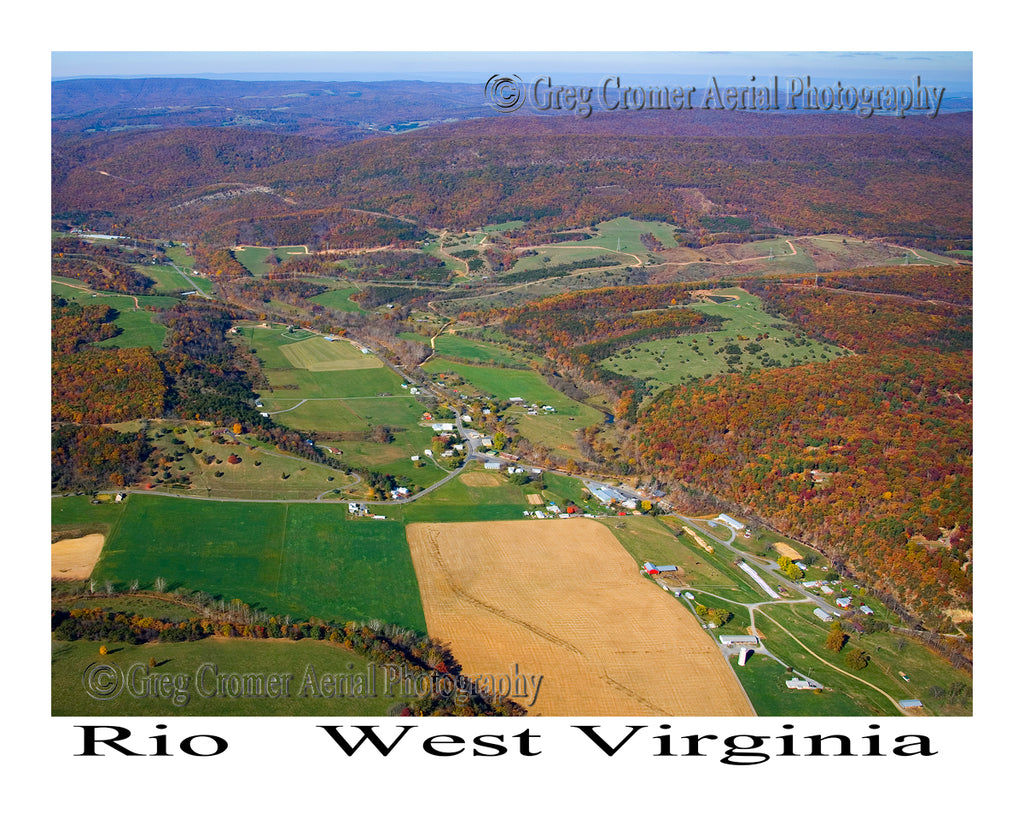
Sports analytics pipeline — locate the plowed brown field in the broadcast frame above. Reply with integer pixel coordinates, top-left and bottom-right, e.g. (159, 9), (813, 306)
(406, 519), (754, 716)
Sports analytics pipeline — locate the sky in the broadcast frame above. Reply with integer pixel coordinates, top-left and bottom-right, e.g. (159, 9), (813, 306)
(51, 50), (973, 90)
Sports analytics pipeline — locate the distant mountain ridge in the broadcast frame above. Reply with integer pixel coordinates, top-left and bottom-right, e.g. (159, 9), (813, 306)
(52, 77), (499, 138)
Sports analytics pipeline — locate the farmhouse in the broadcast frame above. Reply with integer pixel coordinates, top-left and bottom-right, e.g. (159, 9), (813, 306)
(348, 502), (368, 516)
(836, 596), (853, 608)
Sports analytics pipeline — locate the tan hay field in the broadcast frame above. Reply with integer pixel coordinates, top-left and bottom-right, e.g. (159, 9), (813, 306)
(773, 542), (802, 560)
(406, 519), (753, 716)
(525, 493), (544, 505)
(459, 472), (503, 487)
(52, 534), (104, 579)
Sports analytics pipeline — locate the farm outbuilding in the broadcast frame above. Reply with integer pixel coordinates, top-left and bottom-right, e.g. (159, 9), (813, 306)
(719, 635), (759, 646)
(716, 514), (744, 530)
(812, 607), (834, 622)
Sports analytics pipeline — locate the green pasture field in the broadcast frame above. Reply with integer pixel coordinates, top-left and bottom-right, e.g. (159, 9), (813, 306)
(52, 638), (407, 716)
(142, 423), (357, 500)
(280, 335), (384, 372)
(51, 279), (180, 311)
(482, 220), (526, 232)
(535, 471), (588, 507)
(139, 263), (196, 293)
(753, 603), (971, 716)
(733, 651), (867, 717)
(91, 307), (168, 350)
(399, 466), (541, 523)
(599, 515), (767, 605)
(308, 285), (367, 313)
(164, 243), (196, 269)
(54, 591), (200, 621)
(243, 325), (399, 397)
(432, 332), (533, 366)
(398, 331), (434, 346)
(602, 287), (848, 396)
(421, 358), (591, 413)
(544, 217), (679, 255)
(52, 494), (128, 536)
(50, 280), (177, 352)
(513, 411), (606, 461)
(506, 246), (624, 272)
(90, 493), (427, 631)
(422, 356), (606, 457)
(233, 245), (309, 276)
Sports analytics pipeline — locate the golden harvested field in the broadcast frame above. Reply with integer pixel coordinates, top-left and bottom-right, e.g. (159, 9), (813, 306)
(406, 519), (753, 716)
(52, 534), (104, 579)
(459, 472), (503, 487)
(773, 542), (802, 560)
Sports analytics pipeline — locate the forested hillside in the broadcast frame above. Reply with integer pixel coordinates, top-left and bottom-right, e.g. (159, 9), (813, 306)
(634, 268), (972, 627)
(52, 93), (972, 255)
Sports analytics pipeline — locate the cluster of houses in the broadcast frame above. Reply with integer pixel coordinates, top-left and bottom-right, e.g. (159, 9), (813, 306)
(523, 502), (581, 520)
(346, 502), (386, 520)
(508, 397), (557, 416)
